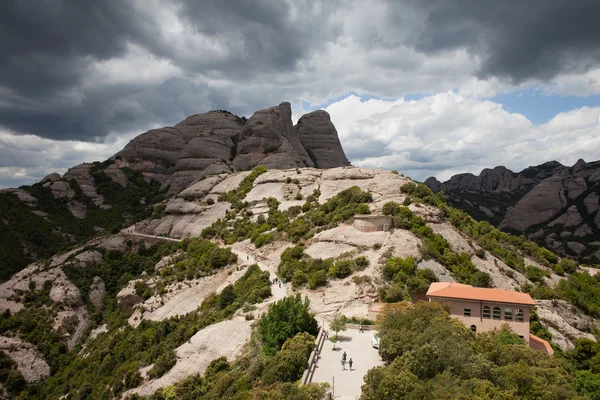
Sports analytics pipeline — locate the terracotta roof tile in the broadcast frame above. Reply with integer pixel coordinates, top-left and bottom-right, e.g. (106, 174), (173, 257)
(529, 333), (554, 355)
(426, 282), (535, 306)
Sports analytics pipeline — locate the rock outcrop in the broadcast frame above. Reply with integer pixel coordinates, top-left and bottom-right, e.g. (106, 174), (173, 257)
(0, 336), (50, 382)
(233, 102), (314, 170)
(295, 110), (350, 168)
(499, 175), (567, 232)
(115, 103), (349, 193)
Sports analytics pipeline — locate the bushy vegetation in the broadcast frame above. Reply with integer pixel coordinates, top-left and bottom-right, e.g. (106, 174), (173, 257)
(557, 272), (600, 317)
(19, 264), (270, 398)
(383, 201), (491, 287)
(363, 301), (581, 399)
(277, 245), (370, 289)
(0, 161), (165, 282)
(259, 294), (319, 356)
(443, 206), (562, 273)
(205, 185), (372, 246)
(0, 352), (26, 397)
(379, 256), (438, 302)
(141, 297), (326, 400)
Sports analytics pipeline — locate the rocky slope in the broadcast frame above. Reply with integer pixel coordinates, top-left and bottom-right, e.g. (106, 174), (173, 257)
(0, 166), (598, 397)
(426, 159), (600, 263)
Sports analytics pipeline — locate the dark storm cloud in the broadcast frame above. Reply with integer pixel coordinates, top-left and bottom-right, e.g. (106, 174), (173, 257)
(0, 0), (338, 141)
(407, 0), (600, 83)
(2, 0), (600, 144)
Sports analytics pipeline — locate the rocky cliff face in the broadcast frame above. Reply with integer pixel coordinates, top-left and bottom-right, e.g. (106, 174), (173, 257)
(116, 103), (350, 193)
(233, 102), (314, 171)
(295, 110), (350, 168)
(501, 160), (600, 262)
(426, 160), (600, 263)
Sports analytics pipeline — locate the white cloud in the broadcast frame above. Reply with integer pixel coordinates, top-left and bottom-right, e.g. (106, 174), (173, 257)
(326, 93), (600, 181)
(0, 129), (140, 188)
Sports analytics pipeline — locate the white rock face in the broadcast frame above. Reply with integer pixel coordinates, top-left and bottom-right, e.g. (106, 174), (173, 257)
(535, 300), (596, 351)
(126, 318), (252, 397)
(0, 336), (50, 382)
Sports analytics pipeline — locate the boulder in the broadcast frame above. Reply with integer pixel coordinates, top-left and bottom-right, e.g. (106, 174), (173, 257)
(499, 175), (567, 232)
(568, 242), (587, 255)
(67, 201), (87, 219)
(0, 188), (38, 205)
(584, 192), (599, 215)
(574, 224), (594, 237)
(89, 277), (105, 310)
(117, 281), (143, 312)
(294, 110), (350, 168)
(548, 205), (583, 228)
(49, 181), (75, 198)
(0, 336), (50, 382)
(40, 172), (61, 184)
(63, 163), (103, 205)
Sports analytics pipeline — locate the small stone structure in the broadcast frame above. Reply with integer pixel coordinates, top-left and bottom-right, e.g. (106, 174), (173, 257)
(353, 215), (393, 232)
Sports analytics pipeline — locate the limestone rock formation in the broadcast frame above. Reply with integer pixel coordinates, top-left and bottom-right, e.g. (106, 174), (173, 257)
(117, 280), (143, 312)
(0, 336), (50, 382)
(114, 103), (349, 193)
(233, 102), (314, 170)
(295, 110), (350, 168)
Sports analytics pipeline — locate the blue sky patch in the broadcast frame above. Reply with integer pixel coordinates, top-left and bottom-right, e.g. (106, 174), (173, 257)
(490, 88), (600, 125)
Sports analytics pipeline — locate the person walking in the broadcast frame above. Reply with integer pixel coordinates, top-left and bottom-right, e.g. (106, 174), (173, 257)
(341, 358), (345, 371)
(359, 324), (363, 333)
(343, 351), (347, 362)
(349, 358), (353, 371)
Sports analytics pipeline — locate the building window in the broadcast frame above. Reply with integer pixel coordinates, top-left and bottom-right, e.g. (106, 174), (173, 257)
(464, 309), (471, 317)
(470, 325), (477, 332)
(504, 308), (513, 321)
(516, 309), (524, 322)
(482, 306), (491, 319)
(493, 307), (501, 320)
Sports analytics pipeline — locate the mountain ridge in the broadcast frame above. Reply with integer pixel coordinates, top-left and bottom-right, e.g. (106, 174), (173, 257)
(425, 159), (600, 264)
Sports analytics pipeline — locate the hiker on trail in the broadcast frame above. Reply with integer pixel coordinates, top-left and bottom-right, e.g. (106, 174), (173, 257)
(343, 351), (347, 361)
(247, 255), (249, 261)
(341, 358), (345, 370)
(359, 324), (363, 333)
(278, 282), (281, 288)
(349, 358), (353, 370)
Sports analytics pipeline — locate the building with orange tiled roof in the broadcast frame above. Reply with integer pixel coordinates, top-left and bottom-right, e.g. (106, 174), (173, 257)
(426, 282), (535, 345)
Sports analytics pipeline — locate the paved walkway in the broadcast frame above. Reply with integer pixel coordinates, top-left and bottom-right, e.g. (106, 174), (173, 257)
(312, 327), (383, 399)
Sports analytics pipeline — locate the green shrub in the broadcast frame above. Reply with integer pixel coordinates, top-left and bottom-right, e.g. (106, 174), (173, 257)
(308, 270), (327, 289)
(292, 270), (307, 287)
(382, 201), (402, 216)
(259, 294), (318, 356)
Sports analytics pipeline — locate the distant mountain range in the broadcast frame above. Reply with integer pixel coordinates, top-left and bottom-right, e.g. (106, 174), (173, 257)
(425, 159), (600, 264)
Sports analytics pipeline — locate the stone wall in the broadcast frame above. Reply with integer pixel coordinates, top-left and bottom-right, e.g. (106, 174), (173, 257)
(353, 215), (393, 232)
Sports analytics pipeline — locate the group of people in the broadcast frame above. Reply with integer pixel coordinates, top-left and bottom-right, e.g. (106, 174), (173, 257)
(341, 351), (353, 371)
(272, 277), (282, 287)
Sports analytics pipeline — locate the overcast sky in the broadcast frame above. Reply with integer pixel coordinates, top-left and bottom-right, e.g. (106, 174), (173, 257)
(2, 0), (600, 188)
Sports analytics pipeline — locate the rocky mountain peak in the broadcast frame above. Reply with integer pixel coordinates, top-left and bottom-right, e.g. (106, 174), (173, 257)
(114, 103), (350, 193)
